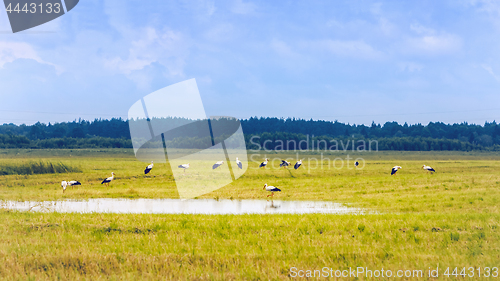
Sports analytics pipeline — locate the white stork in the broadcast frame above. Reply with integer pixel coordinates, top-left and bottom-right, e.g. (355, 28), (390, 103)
(62, 180), (81, 193)
(101, 172), (115, 187)
(294, 159), (302, 170)
(68, 180), (81, 187)
(144, 161), (154, 174)
(178, 163), (190, 172)
(212, 161), (224, 169)
(259, 158), (269, 168)
(263, 183), (281, 198)
(422, 165), (436, 173)
(391, 166), (402, 175)
(236, 157), (242, 169)
(280, 159), (290, 168)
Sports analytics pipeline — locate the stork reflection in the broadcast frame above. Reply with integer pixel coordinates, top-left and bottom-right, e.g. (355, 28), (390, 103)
(264, 199), (281, 212)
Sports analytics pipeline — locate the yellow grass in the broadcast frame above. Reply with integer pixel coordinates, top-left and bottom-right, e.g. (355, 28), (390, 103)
(0, 149), (499, 280)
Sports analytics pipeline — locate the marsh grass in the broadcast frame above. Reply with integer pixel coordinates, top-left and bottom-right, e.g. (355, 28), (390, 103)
(0, 149), (499, 280)
(0, 211), (498, 280)
(0, 161), (82, 175)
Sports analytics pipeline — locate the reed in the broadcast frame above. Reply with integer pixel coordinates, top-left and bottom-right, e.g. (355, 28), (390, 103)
(0, 161), (81, 175)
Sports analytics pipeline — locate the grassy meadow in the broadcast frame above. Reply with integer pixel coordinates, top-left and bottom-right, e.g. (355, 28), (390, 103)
(0, 149), (499, 280)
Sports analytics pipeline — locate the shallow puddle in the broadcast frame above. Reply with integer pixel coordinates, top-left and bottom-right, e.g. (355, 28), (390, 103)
(0, 198), (364, 215)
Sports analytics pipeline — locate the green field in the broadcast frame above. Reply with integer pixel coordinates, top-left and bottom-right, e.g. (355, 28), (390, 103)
(0, 149), (499, 280)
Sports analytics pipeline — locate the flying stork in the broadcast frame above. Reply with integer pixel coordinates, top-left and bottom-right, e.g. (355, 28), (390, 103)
(422, 165), (436, 173)
(259, 158), (269, 168)
(144, 161), (154, 174)
(263, 183), (281, 198)
(212, 161), (224, 169)
(101, 172), (115, 187)
(280, 160), (290, 168)
(178, 163), (190, 172)
(236, 157), (242, 169)
(294, 159), (302, 170)
(391, 166), (402, 175)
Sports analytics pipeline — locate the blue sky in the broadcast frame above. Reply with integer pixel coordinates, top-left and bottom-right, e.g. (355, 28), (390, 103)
(0, 0), (500, 125)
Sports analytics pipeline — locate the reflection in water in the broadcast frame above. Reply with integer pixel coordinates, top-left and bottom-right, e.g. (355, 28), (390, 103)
(264, 200), (281, 212)
(0, 199), (365, 215)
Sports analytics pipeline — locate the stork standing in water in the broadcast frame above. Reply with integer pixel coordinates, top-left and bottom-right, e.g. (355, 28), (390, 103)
(144, 161), (154, 174)
(101, 172), (115, 187)
(391, 166), (402, 175)
(280, 160), (290, 168)
(236, 157), (242, 169)
(294, 159), (302, 170)
(422, 165), (436, 173)
(178, 163), (190, 172)
(263, 183), (281, 199)
(212, 161), (224, 169)
(259, 158), (269, 168)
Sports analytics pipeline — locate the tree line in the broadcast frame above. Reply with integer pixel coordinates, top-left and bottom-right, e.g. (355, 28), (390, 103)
(0, 117), (499, 150)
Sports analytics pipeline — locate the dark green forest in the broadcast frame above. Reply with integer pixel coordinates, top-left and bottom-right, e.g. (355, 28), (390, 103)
(0, 117), (499, 151)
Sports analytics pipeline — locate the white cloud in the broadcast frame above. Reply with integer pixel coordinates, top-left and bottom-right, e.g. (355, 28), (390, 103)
(105, 27), (189, 79)
(378, 17), (395, 36)
(410, 23), (435, 35)
(370, 3), (383, 15)
(468, 0), (500, 26)
(231, 0), (256, 14)
(189, 0), (216, 18)
(0, 41), (61, 72)
(0, 41), (42, 67)
(368, 2), (396, 36)
(404, 34), (462, 55)
(405, 22), (461, 56)
(205, 0), (216, 16)
(481, 64), (500, 81)
(270, 39), (298, 58)
(204, 23), (234, 41)
(306, 40), (383, 60)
